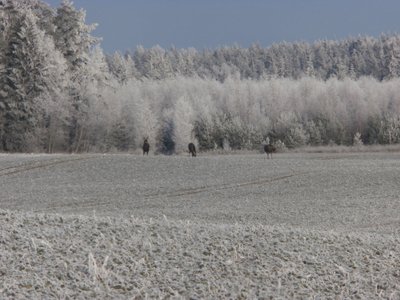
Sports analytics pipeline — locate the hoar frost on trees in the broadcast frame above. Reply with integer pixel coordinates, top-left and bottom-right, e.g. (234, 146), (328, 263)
(107, 52), (137, 84)
(102, 82), (159, 151)
(1, 7), (69, 151)
(133, 96), (158, 151)
(353, 132), (363, 147)
(53, 0), (98, 72)
(3, 0), (400, 153)
(100, 76), (400, 152)
(173, 96), (196, 154)
(53, 0), (101, 152)
(116, 34), (400, 82)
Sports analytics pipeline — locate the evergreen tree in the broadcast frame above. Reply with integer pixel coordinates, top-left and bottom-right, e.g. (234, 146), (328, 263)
(107, 52), (128, 83)
(1, 8), (68, 151)
(53, 0), (97, 72)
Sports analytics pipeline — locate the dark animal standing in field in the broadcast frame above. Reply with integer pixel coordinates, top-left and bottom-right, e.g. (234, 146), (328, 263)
(188, 143), (196, 157)
(264, 143), (276, 159)
(143, 139), (150, 155)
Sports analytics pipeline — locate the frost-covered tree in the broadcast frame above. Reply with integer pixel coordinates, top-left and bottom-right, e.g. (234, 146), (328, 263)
(117, 34), (400, 81)
(132, 96), (159, 150)
(385, 36), (400, 79)
(172, 96), (196, 153)
(0, 8), (69, 151)
(53, 0), (97, 72)
(53, 0), (100, 152)
(353, 132), (363, 146)
(134, 45), (173, 80)
(378, 114), (400, 144)
(4, 0), (400, 154)
(107, 52), (138, 84)
(157, 108), (175, 154)
(273, 112), (308, 148)
(107, 52), (131, 84)
(305, 120), (323, 145)
(73, 46), (113, 152)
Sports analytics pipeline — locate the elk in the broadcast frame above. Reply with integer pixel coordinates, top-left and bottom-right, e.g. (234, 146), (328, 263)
(188, 143), (196, 157)
(264, 143), (276, 159)
(142, 138), (150, 155)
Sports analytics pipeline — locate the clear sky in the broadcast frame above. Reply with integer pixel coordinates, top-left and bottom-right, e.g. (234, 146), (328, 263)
(44, 0), (400, 54)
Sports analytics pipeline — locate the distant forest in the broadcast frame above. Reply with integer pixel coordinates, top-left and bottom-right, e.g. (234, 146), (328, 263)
(120, 35), (400, 82)
(1, 0), (400, 153)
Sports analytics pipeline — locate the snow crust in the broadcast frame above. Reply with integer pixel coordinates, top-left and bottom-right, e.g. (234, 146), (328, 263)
(1, 152), (400, 298)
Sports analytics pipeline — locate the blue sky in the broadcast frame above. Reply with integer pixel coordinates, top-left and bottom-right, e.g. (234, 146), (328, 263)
(45, 0), (400, 53)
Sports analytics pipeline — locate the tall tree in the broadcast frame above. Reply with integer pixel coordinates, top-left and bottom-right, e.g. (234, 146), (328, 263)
(53, 0), (99, 151)
(0, 8), (68, 151)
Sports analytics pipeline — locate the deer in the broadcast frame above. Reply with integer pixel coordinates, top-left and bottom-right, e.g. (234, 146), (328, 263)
(188, 143), (196, 157)
(264, 143), (276, 159)
(142, 138), (150, 155)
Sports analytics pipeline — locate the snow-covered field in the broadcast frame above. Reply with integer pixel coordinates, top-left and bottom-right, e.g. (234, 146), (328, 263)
(1, 152), (400, 298)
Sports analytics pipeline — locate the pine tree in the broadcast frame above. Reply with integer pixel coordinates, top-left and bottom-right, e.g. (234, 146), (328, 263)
(1, 9), (68, 151)
(386, 36), (400, 79)
(53, 0), (97, 72)
(107, 52), (125, 83)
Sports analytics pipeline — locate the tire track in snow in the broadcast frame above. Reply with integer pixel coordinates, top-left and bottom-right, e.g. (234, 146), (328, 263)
(35, 198), (114, 213)
(137, 156), (305, 200)
(37, 172), (309, 213)
(0, 156), (95, 177)
(162, 171), (309, 198)
(124, 172), (311, 211)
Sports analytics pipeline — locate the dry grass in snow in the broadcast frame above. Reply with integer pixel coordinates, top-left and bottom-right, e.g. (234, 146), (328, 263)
(1, 210), (400, 299)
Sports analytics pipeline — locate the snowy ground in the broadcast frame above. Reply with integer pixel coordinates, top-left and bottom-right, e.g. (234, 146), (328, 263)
(1, 152), (400, 298)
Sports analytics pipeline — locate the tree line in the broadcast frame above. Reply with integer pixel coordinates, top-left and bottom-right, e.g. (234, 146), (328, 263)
(112, 36), (400, 82)
(1, 0), (400, 153)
